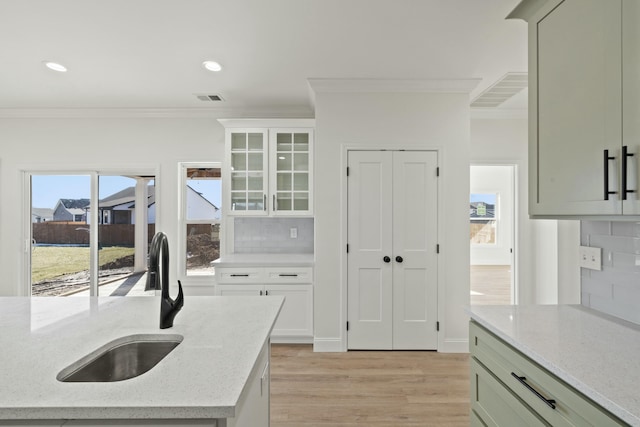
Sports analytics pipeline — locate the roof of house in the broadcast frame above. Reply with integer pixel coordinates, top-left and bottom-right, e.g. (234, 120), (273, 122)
(99, 185), (155, 209)
(32, 207), (54, 219)
(59, 199), (90, 209)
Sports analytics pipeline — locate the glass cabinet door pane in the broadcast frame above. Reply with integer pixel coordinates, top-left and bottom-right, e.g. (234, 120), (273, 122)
(293, 173), (308, 191)
(248, 133), (263, 151)
(293, 133), (309, 151)
(231, 133), (246, 151)
(248, 192), (265, 211)
(276, 193), (292, 211)
(231, 193), (246, 211)
(231, 173), (247, 191)
(247, 172), (264, 191)
(231, 153), (246, 171)
(277, 173), (292, 191)
(276, 133), (292, 151)
(293, 153), (309, 171)
(277, 153), (293, 171)
(247, 153), (263, 171)
(293, 193), (309, 211)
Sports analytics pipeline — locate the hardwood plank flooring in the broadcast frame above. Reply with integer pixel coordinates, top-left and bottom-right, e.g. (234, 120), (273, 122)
(470, 264), (511, 305)
(270, 344), (470, 426)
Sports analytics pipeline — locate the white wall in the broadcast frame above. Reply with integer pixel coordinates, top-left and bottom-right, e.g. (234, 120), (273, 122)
(0, 116), (224, 296)
(313, 89), (472, 353)
(470, 165), (514, 266)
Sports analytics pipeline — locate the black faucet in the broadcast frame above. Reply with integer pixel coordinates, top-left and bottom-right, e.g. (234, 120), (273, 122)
(145, 232), (184, 329)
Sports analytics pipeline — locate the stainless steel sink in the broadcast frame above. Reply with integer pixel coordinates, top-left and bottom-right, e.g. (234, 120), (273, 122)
(57, 334), (183, 382)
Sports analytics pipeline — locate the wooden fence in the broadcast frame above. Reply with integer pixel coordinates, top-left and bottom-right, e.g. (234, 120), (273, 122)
(32, 223), (156, 246)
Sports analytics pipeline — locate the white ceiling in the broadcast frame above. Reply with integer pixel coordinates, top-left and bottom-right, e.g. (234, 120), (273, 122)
(0, 0), (528, 115)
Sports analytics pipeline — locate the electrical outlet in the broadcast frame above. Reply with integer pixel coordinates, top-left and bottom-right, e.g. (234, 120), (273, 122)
(290, 227), (298, 239)
(579, 246), (602, 270)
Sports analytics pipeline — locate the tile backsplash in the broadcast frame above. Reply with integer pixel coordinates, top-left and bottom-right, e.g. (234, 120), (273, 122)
(234, 217), (314, 254)
(581, 221), (640, 325)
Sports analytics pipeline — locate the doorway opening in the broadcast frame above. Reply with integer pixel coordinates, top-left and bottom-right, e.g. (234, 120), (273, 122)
(470, 164), (516, 305)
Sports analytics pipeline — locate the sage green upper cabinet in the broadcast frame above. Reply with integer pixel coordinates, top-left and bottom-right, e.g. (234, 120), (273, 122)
(220, 119), (314, 217)
(510, 0), (640, 217)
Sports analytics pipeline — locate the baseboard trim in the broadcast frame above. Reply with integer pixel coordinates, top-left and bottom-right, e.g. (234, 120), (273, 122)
(313, 338), (344, 352)
(271, 336), (313, 344)
(441, 338), (469, 353)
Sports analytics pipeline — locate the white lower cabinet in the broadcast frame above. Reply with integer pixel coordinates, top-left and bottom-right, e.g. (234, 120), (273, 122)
(470, 321), (626, 426)
(215, 267), (313, 343)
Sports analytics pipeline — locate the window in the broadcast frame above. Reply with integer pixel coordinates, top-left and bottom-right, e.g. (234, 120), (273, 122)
(28, 172), (156, 297)
(180, 164), (222, 276)
(470, 193), (497, 245)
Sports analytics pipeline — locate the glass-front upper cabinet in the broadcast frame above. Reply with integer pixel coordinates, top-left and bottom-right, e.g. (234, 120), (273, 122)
(228, 130), (268, 213)
(270, 130), (313, 215)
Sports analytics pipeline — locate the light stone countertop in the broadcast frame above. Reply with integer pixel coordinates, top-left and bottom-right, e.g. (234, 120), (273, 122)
(0, 296), (283, 421)
(212, 253), (314, 267)
(468, 304), (640, 426)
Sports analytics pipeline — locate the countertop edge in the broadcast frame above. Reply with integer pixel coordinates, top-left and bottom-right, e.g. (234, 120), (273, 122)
(468, 307), (640, 426)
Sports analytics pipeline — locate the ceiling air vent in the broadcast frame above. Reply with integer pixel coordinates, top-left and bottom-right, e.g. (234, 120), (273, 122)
(471, 72), (527, 108)
(195, 94), (224, 102)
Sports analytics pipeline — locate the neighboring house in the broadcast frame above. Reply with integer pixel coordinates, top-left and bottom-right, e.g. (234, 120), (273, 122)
(52, 199), (90, 222)
(31, 207), (54, 223)
(92, 185), (218, 225)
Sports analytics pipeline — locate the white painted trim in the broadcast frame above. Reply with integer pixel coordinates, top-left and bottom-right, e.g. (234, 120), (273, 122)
(441, 338), (470, 353)
(470, 108), (528, 120)
(340, 144), (444, 353)
(506, 0), (554, 21)
(217, 118), (315, 128)
(308, 78), (481, 94)
(313, 338), (344, 352)
(271, 336), (314, 344)
(0, 107), (315, 119)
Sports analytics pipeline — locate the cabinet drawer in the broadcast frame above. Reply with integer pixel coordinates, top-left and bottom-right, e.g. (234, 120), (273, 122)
(216, 268), (264, 283)
(264, 267), (312, 283)
(470, 321), (625, 427)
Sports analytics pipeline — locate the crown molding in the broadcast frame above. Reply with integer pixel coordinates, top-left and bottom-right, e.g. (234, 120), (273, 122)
(0, 107), (315, 119)
(307, 78), (481, 94)
(218, 118), (315, 128)
(506, 0), (549, 21)
(470, 108), (528, 120)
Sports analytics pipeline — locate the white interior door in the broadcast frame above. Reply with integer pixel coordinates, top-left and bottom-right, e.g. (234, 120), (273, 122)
(347, 151), (393, 349)
(347, 150), (438, 350)
(392, 152), (438, 349)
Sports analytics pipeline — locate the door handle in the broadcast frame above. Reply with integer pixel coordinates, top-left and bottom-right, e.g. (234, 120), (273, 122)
(395, 256), (403, 263)
(622, 145), (635, 200)
(604, 149), (617, 200)
(383, 256), (391, 263)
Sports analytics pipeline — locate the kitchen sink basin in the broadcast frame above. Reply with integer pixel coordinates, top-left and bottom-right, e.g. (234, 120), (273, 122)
(57, 334), (183, 382)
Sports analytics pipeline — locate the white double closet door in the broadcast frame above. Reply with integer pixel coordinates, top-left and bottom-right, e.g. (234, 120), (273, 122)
(347, 150), (438, 350)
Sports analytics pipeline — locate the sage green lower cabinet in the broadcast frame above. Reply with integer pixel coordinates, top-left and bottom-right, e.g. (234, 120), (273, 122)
(469, 321), (627, 427)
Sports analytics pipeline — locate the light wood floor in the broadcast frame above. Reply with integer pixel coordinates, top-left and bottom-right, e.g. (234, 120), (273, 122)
(470, 265), (512, 305)
(270, 345), (470, 426)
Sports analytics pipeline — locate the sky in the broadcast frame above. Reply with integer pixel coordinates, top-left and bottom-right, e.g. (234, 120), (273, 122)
(31, 175), (221, 209)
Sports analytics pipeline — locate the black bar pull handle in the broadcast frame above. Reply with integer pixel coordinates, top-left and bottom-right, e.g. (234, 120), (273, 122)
(511, 372), (556, 409)
(230, 274), (249, 277)
(264, 194), (267, 211)
(279, 274), (299, 277)
(622, 145), (635, 200)
(604, 149), (617, 200)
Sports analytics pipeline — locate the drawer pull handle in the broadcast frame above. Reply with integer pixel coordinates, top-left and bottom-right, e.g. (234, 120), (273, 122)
(230, 274), (249, 277)
(279, 274), (298, 277)
(511, 372), (556, 409)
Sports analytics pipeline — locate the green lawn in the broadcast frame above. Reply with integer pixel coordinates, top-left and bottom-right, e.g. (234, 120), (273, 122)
(31, 246), (135, 284)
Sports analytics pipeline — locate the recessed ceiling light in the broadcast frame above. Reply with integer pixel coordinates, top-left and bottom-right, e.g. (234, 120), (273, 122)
(43, 61), (67, 72)
(202, 61), (222, 72)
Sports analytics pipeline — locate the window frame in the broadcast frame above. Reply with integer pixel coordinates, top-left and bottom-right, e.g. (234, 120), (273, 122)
(178, 162), (222, 281)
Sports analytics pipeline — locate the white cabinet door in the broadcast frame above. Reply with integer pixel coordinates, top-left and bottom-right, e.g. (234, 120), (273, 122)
(267, 284), (313, 341)
(347, 151), (438, 350)
(269, 129), (313, 216)
(531, 0), (622, 216)
(217, 284), (263, 296)
(225, 129), (269, 215)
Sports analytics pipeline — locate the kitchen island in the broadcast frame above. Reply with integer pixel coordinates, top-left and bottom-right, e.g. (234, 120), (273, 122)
(0, 296), (283, 426)
(468, 304), (640, 426)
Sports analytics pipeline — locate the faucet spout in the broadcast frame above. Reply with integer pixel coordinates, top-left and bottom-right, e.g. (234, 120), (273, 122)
(147, 232), (184, 329)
